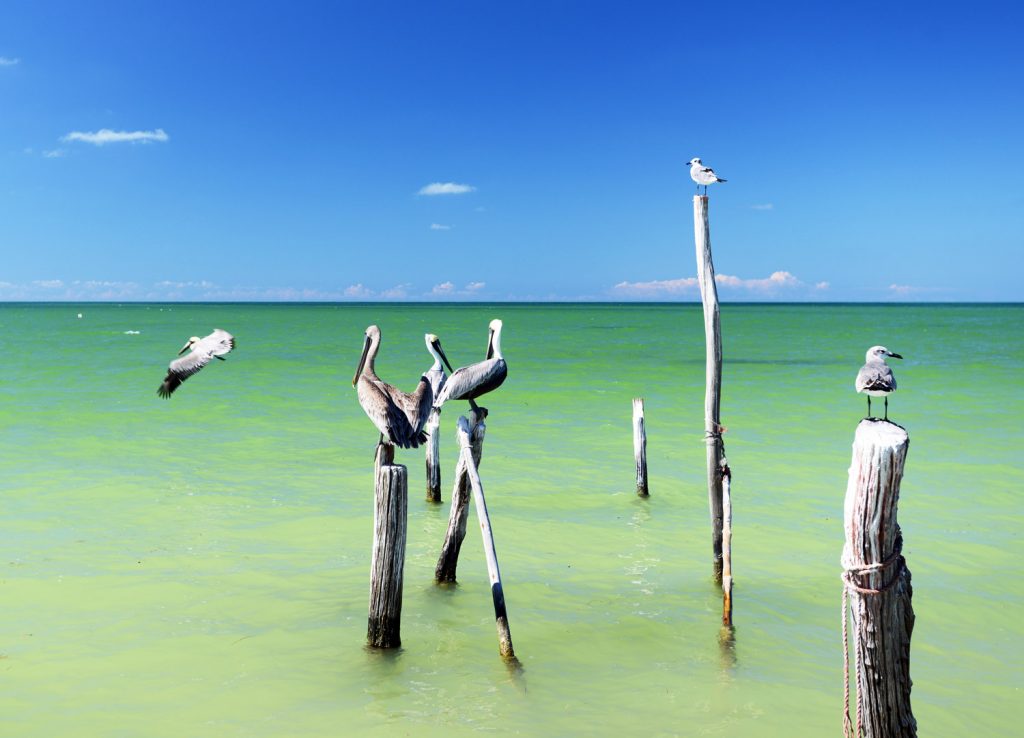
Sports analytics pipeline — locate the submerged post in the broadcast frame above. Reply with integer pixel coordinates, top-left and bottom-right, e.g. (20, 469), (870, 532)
(435, 408), (486, 583)
(694, 194), (726, 583)
(721, 462), (733, 626)
(367, 444), (408, 648)
(841, 420), (916, 738)
(425, 406), (442, 502)
(632, 398), (649, 497)
(456, 414), (515, 660)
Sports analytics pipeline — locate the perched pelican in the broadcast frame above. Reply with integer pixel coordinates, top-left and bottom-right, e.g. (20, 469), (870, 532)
(434, 319), (507, 411)
(157, 329), (235, 398)
(424, 333), (450, 399)
(689, 157), (727, 196)
(855, 346), (902, 420)
(353, 325), (433, 449)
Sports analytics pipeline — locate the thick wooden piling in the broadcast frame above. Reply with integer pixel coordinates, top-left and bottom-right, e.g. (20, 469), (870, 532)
(455, 414), (515, 660)
(841, 420), (916, 737)
(632, 398), (649, 497)
(367, 444), (408, 649)
(694, 194), (726, 583)
(435, 408), (486, 583)
(425, 406), (442, 502)
(721, 462), (733, 626)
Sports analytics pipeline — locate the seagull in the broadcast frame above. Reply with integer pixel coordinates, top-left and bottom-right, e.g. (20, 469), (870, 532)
(855, 346), (902, 420)
(434, 319), (507, 413)
(352, 325), (433, 449)
(689, 157), (727, 195)
(157, 329), (235, 398)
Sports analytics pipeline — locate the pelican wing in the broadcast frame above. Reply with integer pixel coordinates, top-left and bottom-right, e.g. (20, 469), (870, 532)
(157, 329), (235, 398)
(399, 376), (433, 442)
(436, 358), (507, 406)
(199, 329), (235, 357)
(358, 377), (423, 448)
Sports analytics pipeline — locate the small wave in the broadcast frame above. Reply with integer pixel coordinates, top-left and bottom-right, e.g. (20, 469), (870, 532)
(124, 330), (141, 335)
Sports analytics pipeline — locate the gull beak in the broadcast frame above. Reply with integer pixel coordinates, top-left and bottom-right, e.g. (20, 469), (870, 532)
(888, 352), (903, 360)
(353, 334), (371, 386)
(433, 338), (455, 373)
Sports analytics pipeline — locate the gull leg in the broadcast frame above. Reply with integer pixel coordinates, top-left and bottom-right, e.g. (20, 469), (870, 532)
(884, 396), (889, 421)
(866, 396), (872, 418)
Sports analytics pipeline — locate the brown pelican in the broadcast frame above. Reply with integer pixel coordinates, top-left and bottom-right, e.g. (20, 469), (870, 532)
(353, 325), (433, 449)
(855, 345), (902, 420)
(157, 329), (235, 398)
(434, 319), (507, 411)
(424, 333), (450, 398)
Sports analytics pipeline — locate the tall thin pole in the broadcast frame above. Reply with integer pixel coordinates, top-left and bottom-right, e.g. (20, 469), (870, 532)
(694, 194), (725, 583)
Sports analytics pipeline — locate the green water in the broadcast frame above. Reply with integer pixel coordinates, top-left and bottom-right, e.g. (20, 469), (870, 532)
(1, 303), (1020, 737)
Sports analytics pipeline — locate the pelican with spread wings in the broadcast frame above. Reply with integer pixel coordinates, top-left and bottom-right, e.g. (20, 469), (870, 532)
(157, 329), (235, 398)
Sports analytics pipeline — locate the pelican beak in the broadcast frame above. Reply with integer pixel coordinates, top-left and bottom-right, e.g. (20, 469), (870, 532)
(353, 334), (371, 386)
(485, 328), (495, 361)
(433, 338), (455, 373)
(889, 352), (903, 360)
(178, 341), (192, 355)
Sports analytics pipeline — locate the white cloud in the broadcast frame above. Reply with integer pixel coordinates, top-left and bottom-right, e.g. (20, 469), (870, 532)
(888, 283), (945, 297)
(418, 182), (475, 196)
(613, 277), (700, 296)
(0, 57), (20, 66)
(62, 128), (169, 146)
(716, 271), (801, 290)
(431, 281), (455, 295)
(614, 271), (815, 298)
(379, 284), (411, 299)
(751, 203), (774, 211)
(33, 279), (65, 289)
(815, 281), (830, 290)
(43, 149), (66, 158)
(430, 223), (452, 230)
(344, 283), (373, 299)
(465, 281), (485, 292)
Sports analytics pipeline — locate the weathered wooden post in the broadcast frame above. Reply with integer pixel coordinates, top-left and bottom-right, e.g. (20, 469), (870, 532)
(720, 462), (733, 626)
(694, 194), (726, 583)
(435, 408), (486, 582)
(456, 414), (515, 660)
(367, 443), (408, 649)
(632, 398), (649, 497)
(841, 420), (916, 738)
(425, 406), (442, 502)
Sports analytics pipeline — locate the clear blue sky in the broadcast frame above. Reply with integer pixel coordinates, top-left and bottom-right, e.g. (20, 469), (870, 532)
(2, 1), (1021, 301)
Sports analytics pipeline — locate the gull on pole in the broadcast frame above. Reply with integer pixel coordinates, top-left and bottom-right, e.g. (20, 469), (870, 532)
(434, 319), (507, 413)
(353, 325), (433, 449)
(855, 345), (902, 420)
(689, 157), (727, 196)
(157, 329), (235, 398)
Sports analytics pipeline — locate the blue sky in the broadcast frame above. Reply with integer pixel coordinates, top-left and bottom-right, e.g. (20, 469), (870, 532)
(2, 1), (1022, 302)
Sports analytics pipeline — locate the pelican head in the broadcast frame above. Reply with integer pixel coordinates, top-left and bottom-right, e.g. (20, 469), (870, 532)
(425, 333), (454, 372)
(486, 319), (503, 360)
(179, 336), (200, 355)
(353, 325), (381, 386)
(866, 345), (902, 363)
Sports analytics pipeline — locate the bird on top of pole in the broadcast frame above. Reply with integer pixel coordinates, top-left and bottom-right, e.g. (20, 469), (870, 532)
(689, 157), (727, 196)
(855, 345), (903, 421)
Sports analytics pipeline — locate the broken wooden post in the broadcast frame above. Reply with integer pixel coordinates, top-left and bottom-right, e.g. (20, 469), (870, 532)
(425, 406), (442, 502)
(456, 414), (515, 660)
(841, 419), (916, 738)
(694, 194), (726, 583)
(721, 461), (733, 627)
(367, 443), (408, 649)
(435, 408), (486, 583)
(632, 398), (649, 497)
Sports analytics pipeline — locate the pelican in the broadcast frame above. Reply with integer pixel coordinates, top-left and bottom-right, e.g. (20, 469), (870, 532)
(424, 333), (450, 399)
(157, 329), (235, 398)
(855, 345), (902, 420)
(434, 319), (507, 412)
(353, 325), (433, 449)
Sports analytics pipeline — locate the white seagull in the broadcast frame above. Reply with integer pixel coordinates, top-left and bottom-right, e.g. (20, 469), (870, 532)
(689, 157), (727, 195)
(434, 319), (507, 413)
(855, 346), (902, 420)
(157, 329), (235, 398)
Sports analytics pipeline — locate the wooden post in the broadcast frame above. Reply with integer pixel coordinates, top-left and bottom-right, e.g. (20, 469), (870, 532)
(632, 398), (649, 497)
(841, 420), (916, 738)
(720, 462), (733, 626)
(694, 194), (726, 583)
(425, 406), (442, 502)
(367, 444), (408, 649)
(435, 408), (486, 583)
(456, 415), (515, 660)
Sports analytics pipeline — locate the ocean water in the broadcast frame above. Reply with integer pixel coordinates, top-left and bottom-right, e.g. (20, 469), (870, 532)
(0, 302), (1020, 737)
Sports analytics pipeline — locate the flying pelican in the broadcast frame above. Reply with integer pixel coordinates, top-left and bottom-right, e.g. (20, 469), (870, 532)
(353, 325), (433, 449)
(157, 329), (235, 398)
(434, 319), (507, 412)
(855, 346), (902, 420)
(689, 157), (727, 195)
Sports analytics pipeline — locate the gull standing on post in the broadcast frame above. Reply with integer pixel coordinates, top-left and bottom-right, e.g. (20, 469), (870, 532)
(434, 319), (507, 413)
(157, 329), (235, 398)
(689, 157), (727, 196)
(855, 346), (903, 420)
(353, 325), (433, 449)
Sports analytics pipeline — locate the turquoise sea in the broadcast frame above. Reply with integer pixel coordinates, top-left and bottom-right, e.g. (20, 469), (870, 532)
(1, 302), (1021, 737)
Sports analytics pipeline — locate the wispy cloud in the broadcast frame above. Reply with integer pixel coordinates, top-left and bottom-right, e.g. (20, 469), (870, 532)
(379, 284), (411, 299)
(429, 280), (487, 299)
(613, 271), (820, 299)
(62, 128), (169, 146)
(33, 279), (65, 289)
(751, 203), (774, 211)
(43, 149), (66, 159)
(0, 56), (20, 67)
(344, 283), (373, 299)
(418, 182), (475, 196)
(715, 270), (801, 290)
(431, 281), (455, 295)
(612, 277), (700, 296)
(430, 223), (452, 230)
(466, 281), (485, 292)
(888, 283), (947, 298)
